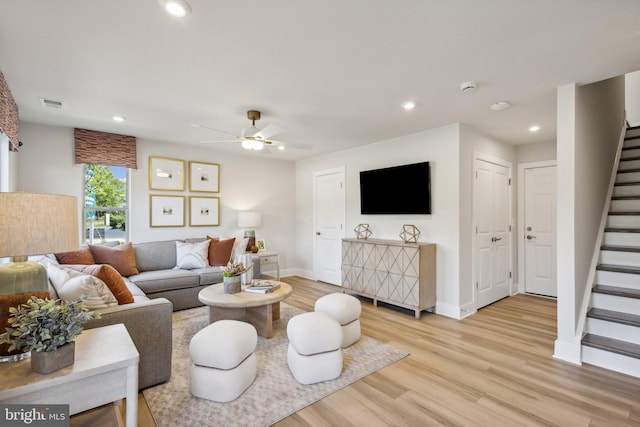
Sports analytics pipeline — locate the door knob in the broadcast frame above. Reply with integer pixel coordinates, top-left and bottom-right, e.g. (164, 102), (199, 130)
(491, 237), (503, 242)
(316, 232), (321, 235)
(526, 235), (536, 240)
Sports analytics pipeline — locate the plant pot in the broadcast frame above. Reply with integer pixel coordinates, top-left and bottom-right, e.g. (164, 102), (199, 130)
(223, 276), (242, 294)
(31, 342), (75, 374)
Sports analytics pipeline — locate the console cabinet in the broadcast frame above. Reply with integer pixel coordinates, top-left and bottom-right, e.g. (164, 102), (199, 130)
(341, 238), (435, 319)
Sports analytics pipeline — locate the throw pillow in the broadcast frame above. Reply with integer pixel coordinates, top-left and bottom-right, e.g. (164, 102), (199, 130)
(206, 236), (236, 266)
(54, 246), (95, 265)
(64, 264), (134, 305)
(232, 237), (249, 262)
(89, 242), (139, 277)
(176, 240), (210, 269)
(47, 263), (117, 309)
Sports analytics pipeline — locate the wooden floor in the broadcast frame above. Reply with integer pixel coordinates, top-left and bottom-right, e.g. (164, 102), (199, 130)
(123, 276), (640, 426)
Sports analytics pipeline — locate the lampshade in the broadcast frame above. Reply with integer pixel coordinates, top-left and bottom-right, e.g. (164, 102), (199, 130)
(0, 192), (79, 362)
(238, 211), (262, 229)
(0, 192), (79, 258)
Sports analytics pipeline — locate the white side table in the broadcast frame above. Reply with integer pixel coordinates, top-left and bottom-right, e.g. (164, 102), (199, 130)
(250, 251), (280, 281)
(0, 324), (139, 426)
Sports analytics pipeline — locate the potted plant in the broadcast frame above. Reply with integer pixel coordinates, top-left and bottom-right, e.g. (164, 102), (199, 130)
(222, 261), (250, 294)
(0, 296), (100, 374)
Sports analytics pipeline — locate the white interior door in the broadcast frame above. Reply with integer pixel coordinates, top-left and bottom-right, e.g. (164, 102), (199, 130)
(524, 165), (557, 296)
(475, 158), (511, 309)
(314, 168), (345, 285)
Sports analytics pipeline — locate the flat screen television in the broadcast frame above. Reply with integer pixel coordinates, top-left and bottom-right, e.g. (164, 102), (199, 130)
(360, 162), (431, 215)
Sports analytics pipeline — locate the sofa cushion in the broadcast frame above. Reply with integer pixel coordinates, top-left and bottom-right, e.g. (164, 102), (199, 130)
(176, 240), (210, 269)
(64, 264), (135, 305)
(89, 242), (139, 277)
(55, 246), (95, 265)
(128, 268), (200, 294)
(192, 266), (225, 285)
(133, 240), (179, 272)
(125, 281), (147, 298)
(206, 237), (235, 266)
(47, 263), (118, 309)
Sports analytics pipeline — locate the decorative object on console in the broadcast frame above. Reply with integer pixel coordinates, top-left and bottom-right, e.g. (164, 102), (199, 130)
(149, 156), (185, 191)
(150, 195), (186, 227)
(238, 211), (262, 252)
(222, 262), (249, 294)
(189, 196), (220, 226)
(0, 296), (99, 374)
(0, 192), (78, 362)
(189, 161), (220, 193)
(354, 224), (372, 240)
(399, 224), (421, 243)
(256, 239), (266, 252)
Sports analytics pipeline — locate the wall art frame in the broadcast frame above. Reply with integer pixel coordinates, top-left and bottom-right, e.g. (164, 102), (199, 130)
(189, 196), (220, 226)
(256, 239), (266, 251)
(150, 195), (185, 227)
(189, 161), (220, 193)
(149, 156), (185, 191)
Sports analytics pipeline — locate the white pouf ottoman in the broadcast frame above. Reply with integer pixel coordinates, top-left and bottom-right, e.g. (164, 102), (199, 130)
(189, 320), (258, 402)
(315, 293), (361, 348)
(287, 311), (343, 385)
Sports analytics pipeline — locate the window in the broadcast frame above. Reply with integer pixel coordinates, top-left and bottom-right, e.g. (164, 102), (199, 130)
(83, 164), (128, 244)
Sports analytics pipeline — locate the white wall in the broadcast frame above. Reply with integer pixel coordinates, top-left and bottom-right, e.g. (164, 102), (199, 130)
(626, 70), (640, 127)
(555, 76), (626, 363)
(296, 123), (462, 316)
(15, 122), (297, 272)
(516, 141), (557, 164)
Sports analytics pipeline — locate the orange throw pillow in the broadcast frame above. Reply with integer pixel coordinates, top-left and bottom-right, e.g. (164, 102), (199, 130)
(89, 242), (139, 277)
(55, 246), (95, 265)
(64, 264), (134, 305)
(206, 236), (236, 266)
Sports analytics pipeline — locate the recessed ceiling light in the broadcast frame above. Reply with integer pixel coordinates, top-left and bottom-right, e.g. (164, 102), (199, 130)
(278, 146), (285, 151)
(112, 115), (126, 122)
(529, 125), (541, 133)
(490, 101), (511, 111)
(159, 0), (192, 17)
(402, 101), (416, 111)
(460, 81), (477, 93)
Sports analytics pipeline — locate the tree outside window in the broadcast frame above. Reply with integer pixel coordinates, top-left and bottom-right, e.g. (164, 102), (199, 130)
(84, 165), (128, 244)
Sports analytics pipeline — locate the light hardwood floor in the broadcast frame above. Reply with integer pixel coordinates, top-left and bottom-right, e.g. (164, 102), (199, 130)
(127, 276), (640, 426)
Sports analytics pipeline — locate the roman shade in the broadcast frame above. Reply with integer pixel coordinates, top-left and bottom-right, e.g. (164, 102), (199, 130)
(74, 128), (138, 169)
(0, 70), (19, 151)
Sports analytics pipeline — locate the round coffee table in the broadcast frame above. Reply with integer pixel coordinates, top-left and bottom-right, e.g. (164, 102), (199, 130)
(198, 281), (293, 339)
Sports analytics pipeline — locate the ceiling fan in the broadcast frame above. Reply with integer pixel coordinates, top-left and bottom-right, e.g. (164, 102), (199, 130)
(194, 110), (312, 153)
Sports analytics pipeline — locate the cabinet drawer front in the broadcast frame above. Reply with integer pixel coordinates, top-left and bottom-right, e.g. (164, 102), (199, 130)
(260, 256), (276, 265)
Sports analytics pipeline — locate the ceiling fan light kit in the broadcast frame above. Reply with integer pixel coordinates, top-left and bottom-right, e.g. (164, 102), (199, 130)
(159, 0), (192, 17)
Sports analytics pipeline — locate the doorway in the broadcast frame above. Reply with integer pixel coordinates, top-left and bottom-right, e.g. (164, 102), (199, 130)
(518, 161), (557, 297)
(474, 155), (512, 309)
(313, 167), (346, 285)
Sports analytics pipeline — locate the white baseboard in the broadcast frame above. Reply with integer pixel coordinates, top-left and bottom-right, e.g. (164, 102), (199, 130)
(458, 301), (476, 319)
(553, 339), (582, 365)
(436, 301), (462, 319)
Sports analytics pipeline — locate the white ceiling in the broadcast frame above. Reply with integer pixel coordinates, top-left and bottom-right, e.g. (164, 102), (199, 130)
(2, 0), (640, 161)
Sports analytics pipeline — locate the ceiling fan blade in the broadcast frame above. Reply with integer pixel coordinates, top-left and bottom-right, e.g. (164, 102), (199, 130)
(200, 139), (240, 144)
(269, 140), (313, 150)
(254, 124), (282, 141)
(190, 123), (238, 137)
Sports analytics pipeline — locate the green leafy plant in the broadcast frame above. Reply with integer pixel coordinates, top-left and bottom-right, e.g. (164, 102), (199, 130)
(222, 261), (248, 277)
(0, 297), (100, 353)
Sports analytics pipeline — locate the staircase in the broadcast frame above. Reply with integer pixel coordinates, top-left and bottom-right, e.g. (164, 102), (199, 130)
(582, 126), (640, 377)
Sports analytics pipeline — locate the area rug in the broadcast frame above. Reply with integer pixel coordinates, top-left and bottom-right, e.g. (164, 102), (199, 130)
(143, 303), (409, 427)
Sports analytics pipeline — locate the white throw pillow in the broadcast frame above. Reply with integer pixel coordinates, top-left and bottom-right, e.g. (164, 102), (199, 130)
(47, 263), (117, 309)
(176, 240), (210, 269)
(231, 237), (250, 262)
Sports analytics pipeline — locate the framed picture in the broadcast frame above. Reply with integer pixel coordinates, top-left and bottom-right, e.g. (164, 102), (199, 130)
(150, 195), (185, 227)
(189, 161), (220, 193)
(190, 196), (220, 226)
(257, 239), (266, 251)
(149, 156), (185, 191)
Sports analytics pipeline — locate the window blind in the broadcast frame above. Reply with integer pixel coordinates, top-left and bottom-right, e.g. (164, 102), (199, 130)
(74, 128), (137, 169)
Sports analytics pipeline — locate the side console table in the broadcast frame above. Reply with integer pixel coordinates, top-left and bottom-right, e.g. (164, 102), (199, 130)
(0, 324), (139, 426)
(250, 250), (280, 281)
(342, 238), (436, 319)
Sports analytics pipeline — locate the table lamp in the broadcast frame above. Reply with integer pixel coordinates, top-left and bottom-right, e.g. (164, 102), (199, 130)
(238, 211), (261, 252)
(0, 192), (79, 362)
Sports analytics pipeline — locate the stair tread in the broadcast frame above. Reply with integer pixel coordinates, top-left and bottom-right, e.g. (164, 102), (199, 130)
(614, 182), (640, 186)
(611, 196), (640, 200)
(600, 245), (640, 253)
(588, 308), (640, 327)
(609, 211), (640, 215)
(620, 156), (640, 161)
(593, 285), (640, 299)
(625, 136), (640, 141)
(582, 333), (640, 359)
(597, 264), (640, 274)
(605, 227), (640, 233)
(622, 146), (640, 151)
(617, 168), (640, 174)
